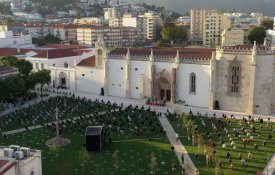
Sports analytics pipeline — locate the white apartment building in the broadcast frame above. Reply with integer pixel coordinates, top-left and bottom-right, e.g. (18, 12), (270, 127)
(122, 14), (137, 27)
(109, 17), (122, 27)
(224, 12), (263, 30)
(0, 31), (34, 48)
(203, 13), (231, 47)
(104, 7), (119, 20)
(221, 28), (244, 46)
(190, 8), (218, 45)
(137, 12), (162, 40)
(176, 16), (190, 26)
(77, 26), (139, 47)
(0, 146), (42, 175)
(73, 17), (102, 25)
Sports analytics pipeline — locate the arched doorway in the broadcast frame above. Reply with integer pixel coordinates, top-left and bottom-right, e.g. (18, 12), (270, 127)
(155, 77), (171, 101)
(59, 72), (67, 88)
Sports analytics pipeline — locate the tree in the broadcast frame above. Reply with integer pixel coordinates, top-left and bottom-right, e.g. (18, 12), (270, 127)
(15, 59), (33, 75)
(112, 150), (120, 175)
(260, 18), (273, 30)
(248, 26), (266, 44)
(79, 147), (91, 173)
(175, 26), (187, 41)
(0, 56), (17, 67)
(32, 69), (51, 96)
(149, 153), (157, 175)
(0, 2), (13, 15)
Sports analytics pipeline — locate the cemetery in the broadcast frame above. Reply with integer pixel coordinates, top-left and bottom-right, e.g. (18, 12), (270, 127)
(167, 111), (275, 175)
(0, 96), (182, 175)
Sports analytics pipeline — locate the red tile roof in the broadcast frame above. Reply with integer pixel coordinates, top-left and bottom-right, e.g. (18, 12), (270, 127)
(0, 48), (18, 57)
(38, 44), (88, 49)
(0, 160), (9, 169)
(0, 160), (15, 174)
(109, 47), (215, 59)
(0, 66), (19, 76)
(76, 56), (96, 67)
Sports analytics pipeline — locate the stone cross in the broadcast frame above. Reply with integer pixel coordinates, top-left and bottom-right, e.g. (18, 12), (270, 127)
(55, 107), (60, 138)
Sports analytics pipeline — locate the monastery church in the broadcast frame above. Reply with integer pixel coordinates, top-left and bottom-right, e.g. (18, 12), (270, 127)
(48, 36), (275, 115)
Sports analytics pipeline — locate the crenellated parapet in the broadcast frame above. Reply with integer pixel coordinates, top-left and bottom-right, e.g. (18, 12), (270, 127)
(217, 45), (275, 55)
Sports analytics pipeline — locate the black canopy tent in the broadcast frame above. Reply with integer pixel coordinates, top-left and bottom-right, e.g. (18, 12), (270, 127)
(85, 126), (104, 151)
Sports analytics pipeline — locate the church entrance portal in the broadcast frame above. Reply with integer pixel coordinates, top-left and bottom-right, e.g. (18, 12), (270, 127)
(59, 72), (67, 88)
(155, 77), (171, 101)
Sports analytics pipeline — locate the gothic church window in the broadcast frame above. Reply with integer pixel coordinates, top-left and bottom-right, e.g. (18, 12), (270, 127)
(189, 72), (196, 94)
(64, 62), (68, 68)
(229, 62), (240, 94)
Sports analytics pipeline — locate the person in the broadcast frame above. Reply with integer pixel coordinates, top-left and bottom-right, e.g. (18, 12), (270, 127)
(230, 163), (234, 169)
(175, 133), (179, 141)
(161, 160), (166, 167)
(248, 151), (252, 159)
(181, 153), (184, 164)
(226, 152), (231, 158)
(241, 158), (246, 166)
(263, 140), (267, 146)
(172, 162), (176, 172)
(238, 153), (242, 160)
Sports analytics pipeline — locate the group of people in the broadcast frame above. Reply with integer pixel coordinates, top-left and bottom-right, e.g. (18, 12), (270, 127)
(146, 98), (166, 107)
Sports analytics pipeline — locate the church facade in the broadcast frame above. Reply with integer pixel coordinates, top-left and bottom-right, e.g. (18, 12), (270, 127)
(50, 37), (275, 115)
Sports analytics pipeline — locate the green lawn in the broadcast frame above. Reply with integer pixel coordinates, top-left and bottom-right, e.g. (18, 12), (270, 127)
(168, 113), (275, 175)
(0, 97), (182, 175)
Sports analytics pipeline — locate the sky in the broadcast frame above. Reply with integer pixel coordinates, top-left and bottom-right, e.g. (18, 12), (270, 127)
(125, 0), (275, 16)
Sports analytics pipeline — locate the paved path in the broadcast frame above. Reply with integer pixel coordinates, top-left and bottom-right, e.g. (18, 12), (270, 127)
(0, 94), (57, 117)
(3, 109), (118, 135)
(263, 154), (275, 175)
(159, 113), (198, 175)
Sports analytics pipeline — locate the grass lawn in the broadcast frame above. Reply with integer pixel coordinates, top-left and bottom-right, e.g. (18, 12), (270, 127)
(0, 97), (182, 175)
(168, 113), (275, 175)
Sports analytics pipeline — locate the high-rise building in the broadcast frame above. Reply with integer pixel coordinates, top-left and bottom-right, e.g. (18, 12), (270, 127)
(77, 26), (139, 47)
(137, 12), (162, 40)
(203, 13), (231, 47)
(190, 8), (217, 45)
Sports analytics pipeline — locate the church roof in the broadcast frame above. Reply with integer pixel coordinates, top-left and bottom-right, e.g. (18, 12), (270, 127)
(38, 44), (88, 49)
(109, 47), (215, 59)
(76, 56), (96, 67)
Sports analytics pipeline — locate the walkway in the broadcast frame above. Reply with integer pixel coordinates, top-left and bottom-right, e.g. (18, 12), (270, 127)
(159, 113), (198, 174)
(263, 154), (275, 175)
(3, 109), (118, 135)
(0, 94), (57, 117)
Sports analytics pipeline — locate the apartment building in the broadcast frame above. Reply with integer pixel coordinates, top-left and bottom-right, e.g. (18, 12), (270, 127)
(77, 26), (139, 47)
(190, 8), (218, 45)
(203, 13), (231, 47)
(221, 28), (244, 46)
(109, 17), (123, 27)
(104, 7), (119, 20)
(137, 12), (162, 40)
(44, 24), (77, 44)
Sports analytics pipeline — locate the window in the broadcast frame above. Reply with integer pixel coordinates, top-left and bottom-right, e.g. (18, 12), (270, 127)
(35, 63), (39, 69)
(41, 64), (44, 70)
(120, 67), (123, 70)
(52, 64), (55, 67)
(82, 74), (85, 76)
(64, 62), (69, 68)
(229, 62), (240, 94)
(189, 73), (196, 94)
(136, 87), (139, 89)
(135, 68), (138, 71)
